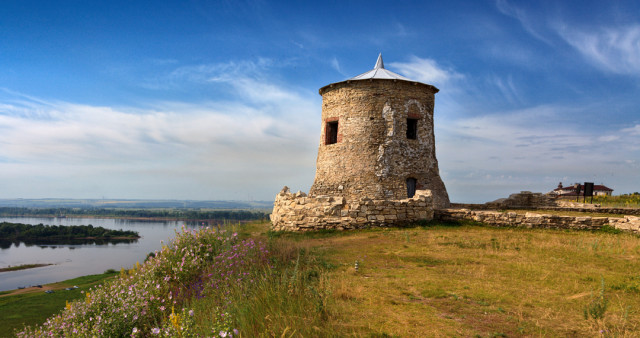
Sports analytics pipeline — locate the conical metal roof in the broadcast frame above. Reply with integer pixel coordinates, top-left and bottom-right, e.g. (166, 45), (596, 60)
(319, 54), (439, 94)
(348, 54), (411, 81)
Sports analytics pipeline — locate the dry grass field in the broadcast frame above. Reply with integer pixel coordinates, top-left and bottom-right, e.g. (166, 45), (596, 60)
(272, 223), (640, 336)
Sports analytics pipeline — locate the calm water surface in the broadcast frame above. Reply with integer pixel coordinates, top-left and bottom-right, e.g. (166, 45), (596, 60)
(0, 217), (201, 292)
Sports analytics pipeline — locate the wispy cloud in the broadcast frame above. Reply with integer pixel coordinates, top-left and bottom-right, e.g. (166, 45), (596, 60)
(486, 74), (523, 105)
(330, 57), (344, 76)
(394, 23), (408, 37)
(170, 58), (276, 84)
(495, 0), (552, 44)
(390, 56), (463, 87)
(557, 24), (640, 75)
(496, 1), (640, 76)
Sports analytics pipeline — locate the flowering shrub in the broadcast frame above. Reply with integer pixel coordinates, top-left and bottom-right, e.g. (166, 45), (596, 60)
(207, 238), (270, 296)
(196, 238), (270, 336)
(17, 226), (269, 337)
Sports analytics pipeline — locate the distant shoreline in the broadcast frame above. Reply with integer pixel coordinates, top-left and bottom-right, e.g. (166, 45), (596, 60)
(2, 214), (186, 221)
(0, 214), (257, 224)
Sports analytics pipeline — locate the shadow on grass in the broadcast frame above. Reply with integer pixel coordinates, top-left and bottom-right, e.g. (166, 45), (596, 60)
(267, 228), (346, 240)
(413, 219), (482, 228)
(266, 219), (486, 239)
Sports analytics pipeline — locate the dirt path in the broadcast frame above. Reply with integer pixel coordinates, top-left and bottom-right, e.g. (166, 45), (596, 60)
(0, 284), (58, 297)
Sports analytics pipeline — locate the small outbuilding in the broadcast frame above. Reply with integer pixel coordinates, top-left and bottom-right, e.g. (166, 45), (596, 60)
(551, 182), (614, 196)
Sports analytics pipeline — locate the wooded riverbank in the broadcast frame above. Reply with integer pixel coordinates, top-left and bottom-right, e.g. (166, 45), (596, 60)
(0, 222), (139, 243)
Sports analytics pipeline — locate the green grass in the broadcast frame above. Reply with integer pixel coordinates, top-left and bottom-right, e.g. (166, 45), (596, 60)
(592, 194), (640, 208)
(0, 271), (117, 337)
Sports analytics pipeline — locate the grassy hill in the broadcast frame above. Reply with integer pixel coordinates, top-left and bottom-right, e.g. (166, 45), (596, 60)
(5, 220), (640, 336)
(0, 272), (118, 337)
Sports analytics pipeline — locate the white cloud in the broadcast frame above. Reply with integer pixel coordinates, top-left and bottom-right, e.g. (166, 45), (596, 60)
(215, 77), (304, 105)
(622, 124), (640, 136)
(0, 75), (320, 200)
(597, 135), (620, 142)
(0, 101), (307, 164)
(390, 56), (463, 86)
(557, 24), (640, 75)
(437, 105), (640, 202)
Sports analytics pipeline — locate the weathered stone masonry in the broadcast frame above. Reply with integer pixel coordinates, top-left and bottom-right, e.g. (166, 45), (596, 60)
(441, 191), (640, 233)
(435, 209), (640, 234)
(270, 55), (449, 231)
(271, 187), (434, 231)
(310, 80), (449, 209)
(451, 191), (640, 216)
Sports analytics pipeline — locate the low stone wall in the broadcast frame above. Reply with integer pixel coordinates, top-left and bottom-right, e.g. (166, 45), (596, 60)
(452, 191), (560, 210)
(450, 203), (493, 210)
(270, 186), (434, 231)
(435, 209), (640, 234)
(542, 206), (640, 216)
(449, 203), (640, 216)
(270, 186), (640, 233)
(485, 191), (557, 209)
(555, 200), (601, 208)
(452, 191), (640, 216)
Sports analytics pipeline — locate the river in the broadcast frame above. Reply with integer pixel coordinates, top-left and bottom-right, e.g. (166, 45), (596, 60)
(0, 216), (205, 292)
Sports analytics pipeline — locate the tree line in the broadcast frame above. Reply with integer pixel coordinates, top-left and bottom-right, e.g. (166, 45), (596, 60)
(0, 207), (268, 221)
(0, 222), (139, 241)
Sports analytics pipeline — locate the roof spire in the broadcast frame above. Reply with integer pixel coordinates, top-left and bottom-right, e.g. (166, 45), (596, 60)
(374, 53), (384, 69)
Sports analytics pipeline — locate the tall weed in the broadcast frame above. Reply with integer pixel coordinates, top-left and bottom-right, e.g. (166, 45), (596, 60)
(17, 227), (245, 337)
(191, 237), (334, 336)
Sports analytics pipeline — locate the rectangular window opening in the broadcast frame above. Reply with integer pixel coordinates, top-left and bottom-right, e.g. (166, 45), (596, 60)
(325, 121), (338, 145)
(407, 118), (418, 140)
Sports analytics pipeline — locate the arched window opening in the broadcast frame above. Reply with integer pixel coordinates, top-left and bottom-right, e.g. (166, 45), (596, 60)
(406, 178), (417, 198)
(406, 118), (418, 139)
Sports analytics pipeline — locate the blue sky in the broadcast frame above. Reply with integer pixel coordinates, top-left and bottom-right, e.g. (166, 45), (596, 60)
(1, 0), (639, 203)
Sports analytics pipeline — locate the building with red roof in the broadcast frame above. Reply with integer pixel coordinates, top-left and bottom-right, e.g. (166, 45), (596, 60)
(550, 182), (613, 197)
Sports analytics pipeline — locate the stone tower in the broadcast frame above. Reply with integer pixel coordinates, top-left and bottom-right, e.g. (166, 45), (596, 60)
(309, 54), (450, 208)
